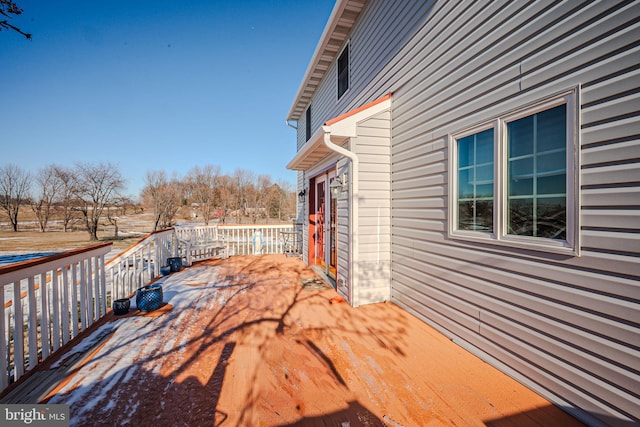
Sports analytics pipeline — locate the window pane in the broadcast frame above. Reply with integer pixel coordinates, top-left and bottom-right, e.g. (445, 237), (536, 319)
(458, 201), (475, 230)
(537, 197), (566, 239)
(508, 198), (534, 236)
(509, 157), (533, 196)
(457, 135), (474, 167)
(476, 129), (494, 164)
(509, 116), (533, 157)
(458, 169), (473, 198)
(338, 46), (349, 98)
(537, 105), (566, 152)
(475, 200), (493, 231)
(456, 129), (494, 232)
(507, 104), (567, 240)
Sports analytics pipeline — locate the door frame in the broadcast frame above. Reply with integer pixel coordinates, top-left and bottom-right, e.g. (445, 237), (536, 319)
(309, 169), (337, 280)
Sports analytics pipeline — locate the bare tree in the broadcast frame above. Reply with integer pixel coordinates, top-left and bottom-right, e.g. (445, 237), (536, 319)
(265, 181), (293, 221)
(0, 163), (31, 231)
(141, 170), (182, 231)
(186, 164), (220, 225)
(30, 165), (62, 232)
(247, 174), (271, 223)
(52, 166), (79, 232)
(0, 1), (31, 39)
(71, 162), (124, 241)
(215, 175), (234, 224)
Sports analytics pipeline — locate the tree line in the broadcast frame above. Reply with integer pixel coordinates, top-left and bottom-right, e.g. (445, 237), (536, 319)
(0, 162), (296, 240)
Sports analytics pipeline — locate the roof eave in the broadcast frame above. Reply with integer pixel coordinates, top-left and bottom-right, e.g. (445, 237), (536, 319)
(286, 0), (368, 122)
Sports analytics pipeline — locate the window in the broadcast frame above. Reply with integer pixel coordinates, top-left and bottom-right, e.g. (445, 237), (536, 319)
(457, 128), (494, 232)
(305, 105), (311, 141)
(507, 104), (567, 240)
(449, 91), (578, 254)
(337, 44), (349, 99)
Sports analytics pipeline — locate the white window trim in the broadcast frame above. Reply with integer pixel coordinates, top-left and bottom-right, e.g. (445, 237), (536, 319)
(448, 88), (581, 256)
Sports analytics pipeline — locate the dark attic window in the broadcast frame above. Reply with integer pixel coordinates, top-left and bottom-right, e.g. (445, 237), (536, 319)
(337, 44), (349, 99)
(305, 105), (312, 141)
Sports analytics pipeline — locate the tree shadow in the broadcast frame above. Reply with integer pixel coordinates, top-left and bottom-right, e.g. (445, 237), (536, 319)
(35, 254), (588, 426)
(39, 254), (416, 425)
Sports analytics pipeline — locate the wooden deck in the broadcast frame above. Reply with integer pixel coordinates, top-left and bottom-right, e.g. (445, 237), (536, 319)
(1, 255), (584, 426)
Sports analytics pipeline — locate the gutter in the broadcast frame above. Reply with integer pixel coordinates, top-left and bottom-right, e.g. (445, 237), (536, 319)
(285, 119), (297, 130)
(321, 125), (359, 307)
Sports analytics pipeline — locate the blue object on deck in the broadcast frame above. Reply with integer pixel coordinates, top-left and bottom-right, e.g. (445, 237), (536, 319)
(167, 257), (182, 272)
(136, 284), (163, 312)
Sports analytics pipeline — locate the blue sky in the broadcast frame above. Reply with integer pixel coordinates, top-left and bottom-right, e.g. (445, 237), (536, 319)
(1, 1), (333, 197)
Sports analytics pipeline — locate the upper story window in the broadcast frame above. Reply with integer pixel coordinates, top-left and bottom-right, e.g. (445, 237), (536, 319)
(337, 44), (349, 99)
(449, 90), (579, 255)
(305, 105), (311, 141)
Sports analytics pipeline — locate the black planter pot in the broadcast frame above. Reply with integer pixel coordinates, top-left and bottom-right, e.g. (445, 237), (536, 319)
(167, 257), (182, 272)
(112, 298), (131, 315)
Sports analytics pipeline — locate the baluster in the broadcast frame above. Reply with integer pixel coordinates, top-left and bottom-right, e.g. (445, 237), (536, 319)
(79, 260), (87, 331)
(86, 257), (94, 326)
(71, 262), (79, 338)
(12, 280), (24, 380)
(39, 271), (50, 360)
(61, 265), (70, 344)
(51, 268), (60, 352)
(98, 255), (106, 317)
(0, 286), (7, 390)
(27, 276), (37, 371)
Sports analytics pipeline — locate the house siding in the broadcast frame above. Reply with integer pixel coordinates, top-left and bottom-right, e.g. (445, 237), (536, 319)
(353, 110), (392, 305)
(386, 1), (639, 425)
(290, 0), (639, 425)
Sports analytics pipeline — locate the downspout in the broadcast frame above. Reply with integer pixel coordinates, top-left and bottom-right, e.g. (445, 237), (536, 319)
(322, 125), (359, 307)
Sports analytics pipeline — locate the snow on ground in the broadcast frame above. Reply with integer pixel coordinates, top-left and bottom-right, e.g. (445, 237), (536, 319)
(47, 265), (226, 426)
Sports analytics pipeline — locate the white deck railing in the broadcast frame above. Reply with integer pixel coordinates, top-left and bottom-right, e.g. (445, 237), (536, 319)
(0, 223), (300, 393)
(218, 224), (298, 255)
(106, 229), (176, 301)
(0, 243), (112, 391)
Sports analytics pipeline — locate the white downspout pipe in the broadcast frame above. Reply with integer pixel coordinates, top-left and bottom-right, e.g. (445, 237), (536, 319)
(322, 125), (359, 307)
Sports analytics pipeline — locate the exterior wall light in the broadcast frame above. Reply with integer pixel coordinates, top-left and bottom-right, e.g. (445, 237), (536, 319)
(330, 175), (346, 198)
(298, 188), (307, 203)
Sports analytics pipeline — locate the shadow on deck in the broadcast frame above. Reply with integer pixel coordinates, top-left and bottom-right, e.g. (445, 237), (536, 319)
(1, 255), (584, 426)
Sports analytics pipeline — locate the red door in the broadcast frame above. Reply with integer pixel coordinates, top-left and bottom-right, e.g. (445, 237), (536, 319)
(315, 179), (326, 267)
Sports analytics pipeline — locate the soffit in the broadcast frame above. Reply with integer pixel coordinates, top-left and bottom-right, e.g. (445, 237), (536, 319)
(287, 94), (391, 171)
(286, 0), (368, 122)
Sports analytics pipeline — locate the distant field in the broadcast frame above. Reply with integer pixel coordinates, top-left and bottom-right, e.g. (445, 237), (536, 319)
(0, 211), (157, 254)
